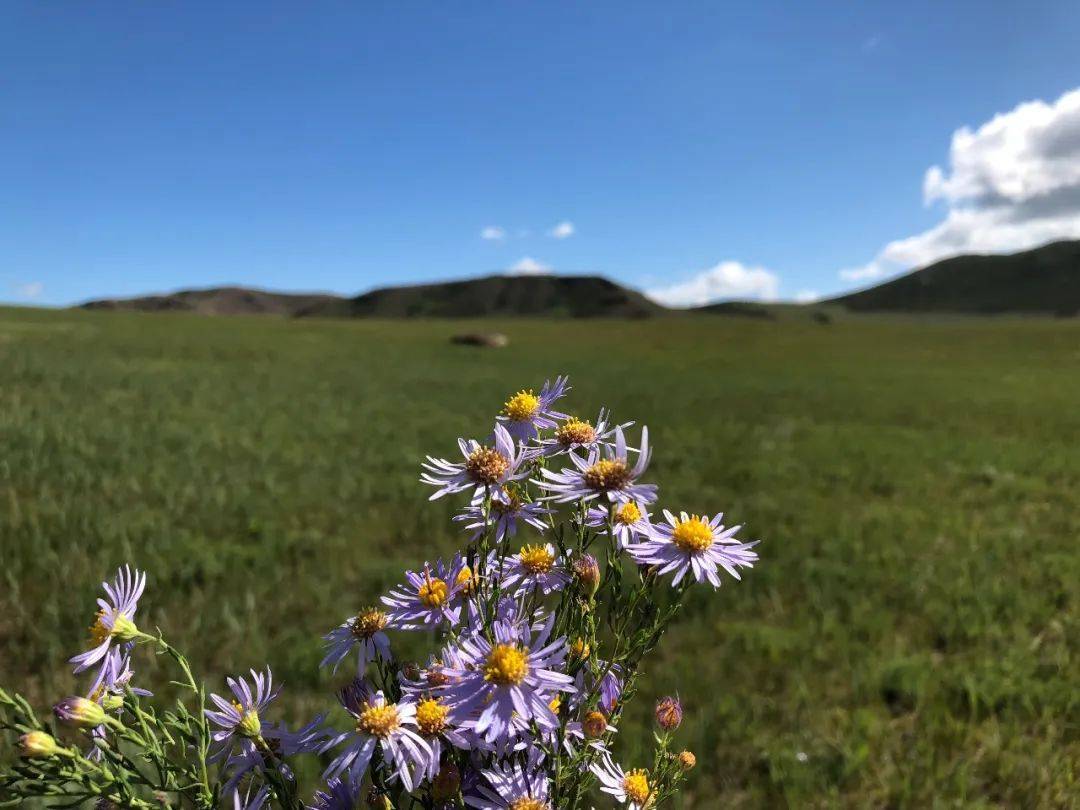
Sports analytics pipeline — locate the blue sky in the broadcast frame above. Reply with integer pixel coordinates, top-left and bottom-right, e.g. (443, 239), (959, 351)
(4, 1), (1080, 307)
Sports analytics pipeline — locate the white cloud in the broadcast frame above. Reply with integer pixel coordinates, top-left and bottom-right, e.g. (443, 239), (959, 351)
(794, 289), (820, 303)
(647, 260), (780, 307)
(549, 221), (575, 239)
(843, 87), (1080, 282)
(506, 256), (552, 275)
(13, 281), (43, 299)
(480, 226), (506, 241)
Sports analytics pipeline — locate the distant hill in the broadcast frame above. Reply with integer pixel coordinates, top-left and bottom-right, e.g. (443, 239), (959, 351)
(827, 240), (1080, 316)
(81, 275), (662, 319)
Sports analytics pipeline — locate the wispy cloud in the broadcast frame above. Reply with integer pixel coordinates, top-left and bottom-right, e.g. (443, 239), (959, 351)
(506, 256), (552, 275)
(480, 226), (506, 241)
(12, 281), (43, 300)
(647, 260), (780, 307)
(548, 221), (575, 239)
(794, 289), (820, 303)
(861, 34), (882, 53)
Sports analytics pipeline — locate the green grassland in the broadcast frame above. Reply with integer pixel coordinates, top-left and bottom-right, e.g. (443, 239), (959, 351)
(1, 307), (1078, 807)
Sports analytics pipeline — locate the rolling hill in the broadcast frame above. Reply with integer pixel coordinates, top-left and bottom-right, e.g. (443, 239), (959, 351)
(80, 286), (344, 317)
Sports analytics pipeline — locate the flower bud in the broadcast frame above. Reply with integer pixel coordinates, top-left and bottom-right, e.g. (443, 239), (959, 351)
(111, 614), (141, 642)
(237, 708), (262, 739)
(431, 762), (461, 801)
(573, 554), (600, 596)
(54, 696), (108, 728)
(19, 730), (62, 758)
(654, 695), (683, 731)
(582, 710), (607, 739)
(100, 693), (125, 712)
(678, 749), (697, 770)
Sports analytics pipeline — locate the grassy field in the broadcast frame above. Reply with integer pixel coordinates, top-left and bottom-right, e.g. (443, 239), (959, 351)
(1, 306), (1078, 807)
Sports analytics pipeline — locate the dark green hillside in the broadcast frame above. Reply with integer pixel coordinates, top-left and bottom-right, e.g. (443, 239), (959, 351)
(829, 240), (1080, 315)
(81, 286), (344, 316)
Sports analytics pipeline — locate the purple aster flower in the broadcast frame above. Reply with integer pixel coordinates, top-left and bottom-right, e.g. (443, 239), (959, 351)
(586, 499), (653, 550)
(439, 614), (575, 744)
(591, 752), (654, 809)
(629, 510), (759, 588)
(70, 566), (146, 686)
(421, 424), (527, 500)
(464, 753), (551, 809)
(538, 426), (657, 505)
(205, 668), (280, 762)
(596, 661), (624, 714)
(529, 407), (630, 459)
(382, 558), (469, 630)
(499, 543), (571, 596)
(496, 375), (570, 443)
(221, 715), (331, 796)
(308, 775), (361, 810)
(232, 785), (270, 810)
(322, 681), (431, 793)
(412, 695), (472, 781)
(454, 485), (552, 544)
(82, 649), (152, 761)
(321, 607), (391, 676)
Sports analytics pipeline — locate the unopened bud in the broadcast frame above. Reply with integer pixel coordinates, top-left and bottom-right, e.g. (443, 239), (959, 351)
(582, 710), (607, 739)
(19, 730), (62, 758)
(111, 614), (141, 642)
(100, 693), (125, 712)
(654, 695), (683, 731)
(678, 749), (697, 770)
(573, 554), (600, 595)
(431, 762), (461, 801)
(54, 696), (108, 728)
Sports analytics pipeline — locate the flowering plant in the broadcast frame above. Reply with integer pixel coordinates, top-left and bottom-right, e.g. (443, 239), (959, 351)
(0, 376), (759, 808)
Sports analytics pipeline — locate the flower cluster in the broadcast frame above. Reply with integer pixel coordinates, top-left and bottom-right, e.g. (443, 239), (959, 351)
(0, 374), (759, 808)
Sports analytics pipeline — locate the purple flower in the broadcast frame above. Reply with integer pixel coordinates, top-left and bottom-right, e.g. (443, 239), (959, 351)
(421, 424), (527, 500)
(205, 668), (280, 762)
(499, 543), (571, 596)
(496, 375), (570, 443)
(464, 753), (551, 809)
(591, 752), (653, 809)
(529, 407), (630, 459)
(70, 566), (146, 687)
(382, 558), (469, 630)
(597, 661), (624, 714)
(232, 785), (270, 810)
(538, 426), (657, 505)
(322, 681), (431, 793)
(655, 695), (683, 731)
(629, 510), (759, 588)
(454, 486), (552, 544)
(321, 607), (391, 676)
(308, 775), (362, 810)
(221, 715), (330, 796)
(439, 614), (575, 744)
(586, 499), (653, 549)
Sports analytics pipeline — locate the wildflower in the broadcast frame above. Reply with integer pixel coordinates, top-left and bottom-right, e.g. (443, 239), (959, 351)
(382, 560), (467, 630)
(421, 424), (527, 500)
(308, 776), (361, 810)
(595, 661), (624, 714)
(454, 486), (551, 544)
(497, 376), (570, 443)
(18, 731), (64, 759)
(582, 709), (608, 739)
(570, 638), (591, 660)
(629, 510), (759, 587)
(464, 754), (551, 810)
(70, 566), (146, 683)
(538, 426), (656, 505)
(411, 695), (470, 781)
(654, 696), (683, 731)
(440, 615), (575, 743)
(591, 753), (653, 809)
(232, 785), (270, 810)
(678, 750), (697, 770)
(572, 553), (601, 596)
(499, 543), (571, 596)
(53, 696), (108, 729)
(222, 715), (330, 796)
(321, 607), (391, 676)
(530, 407), (629, 459)
(587, 499), (652, 549)
(322, 681), (431, 792)
(205, 668), (280, 761)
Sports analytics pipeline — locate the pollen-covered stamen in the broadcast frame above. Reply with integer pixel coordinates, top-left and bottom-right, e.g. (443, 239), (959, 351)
(622, 769), (651, 804)
(417, 574), (449, 608)
(231, 701), (262, 739)
(88, 611), (111, 646)
(503, 390), (541, 422)
(614, 501), (642, 525)
(483, 644), (530, 686)
(356, 702), (401, 738)
(583, 459), (631, 491)
(509, 799), (551, 810)
(518, 544), (555, 575)
(548, 695), (562, 714)
(556, 417), (596, 447)
(466, 447), (511, 484)
(415, 697), (450, 736)
(351, 608), (388, 639)
(455, 565), (477, 595)
(491, 490), (524, 515)
(671, 516), (714, 554)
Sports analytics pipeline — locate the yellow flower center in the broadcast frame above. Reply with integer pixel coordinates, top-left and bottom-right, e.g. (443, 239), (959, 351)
(571, 638), (591, 659)
(583, 459), (631, 491)
(509, 800), (550, 810)
(231, 702), (262, 739)
(614, 501), (642, 525)
(415, 697), (450, 736)
(357, 703), (401, 738)
(556, 417), (596, 446)
(518, 544), (555, 574)
(483, 644), (530, 686)
(351, 608), (388, 639)
(89, 611), (111, 646)
(503, 390), (541, 422)
(466, 447), (511, 484)
(582, 710), (607, 739)
(622, 769), (651, 804)
(455, 566), (477, 594)
(671, 516), (714, 554)
(417, 577), (449, 608)
(548, 695), (562, 714)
